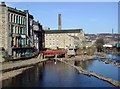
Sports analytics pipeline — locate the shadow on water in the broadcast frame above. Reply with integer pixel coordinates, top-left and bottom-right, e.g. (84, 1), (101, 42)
(2, 60), (117, 87)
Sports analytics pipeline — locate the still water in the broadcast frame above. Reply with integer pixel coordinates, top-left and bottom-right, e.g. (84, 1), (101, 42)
(2, 60), (117, 87)
(105, 54), (120, 63)
(75, 60), (119, 81)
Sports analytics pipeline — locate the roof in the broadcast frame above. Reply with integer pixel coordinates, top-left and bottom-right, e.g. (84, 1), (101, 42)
(45, 29), (83, 34)
(7, 6), (33, 19)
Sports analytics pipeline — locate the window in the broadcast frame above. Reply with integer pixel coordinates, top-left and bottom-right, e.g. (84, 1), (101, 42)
(13, 14), (15, 23)
(19, 27), (22, 34)
(23, 17), (26, 25)
(15, 26), (18, 34)
(11, 14), (13, 22)
(19, 16), (20, 24)
(11, 25), (14, 33)
(23, 27), (26, 34)
(8, 13), (10, 22)
(16, 15), (18, 24)
(20, 17), (22, 24)
(22, 17), (23, 25)
(21, 27), (23, 34)
(20, 16), (22, 25)
(22, 38), (26, 46)
(18, 27), (20, 34)
(21, 17), (23, 25)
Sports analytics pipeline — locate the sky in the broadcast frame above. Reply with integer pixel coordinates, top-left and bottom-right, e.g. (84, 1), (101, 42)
(6, 2), (118, 34)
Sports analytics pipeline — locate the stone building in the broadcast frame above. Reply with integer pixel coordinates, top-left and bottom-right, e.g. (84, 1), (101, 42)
(45, 29), (85, 49)
(0, 2), (44, 62)
(33, 21), (45, 52)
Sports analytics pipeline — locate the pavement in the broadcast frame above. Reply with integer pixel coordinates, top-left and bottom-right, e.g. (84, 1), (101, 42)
(0, 56), (48, 73)
(0, 56), (48, 81)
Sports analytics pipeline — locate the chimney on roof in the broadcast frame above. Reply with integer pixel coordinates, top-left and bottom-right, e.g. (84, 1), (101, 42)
(58, 14), (62, 30)
(24, 10), (29, 13)
(1, 2), (6, 6)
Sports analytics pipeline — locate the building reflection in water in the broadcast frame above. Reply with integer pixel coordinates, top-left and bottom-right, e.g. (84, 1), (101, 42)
(2, 60), (115, 87)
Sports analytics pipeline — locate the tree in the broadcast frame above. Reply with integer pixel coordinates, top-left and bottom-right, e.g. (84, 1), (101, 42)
(95, 38), (105, 52)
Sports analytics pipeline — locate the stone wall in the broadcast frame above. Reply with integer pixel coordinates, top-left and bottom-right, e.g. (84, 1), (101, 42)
(0, 5), (9, 62)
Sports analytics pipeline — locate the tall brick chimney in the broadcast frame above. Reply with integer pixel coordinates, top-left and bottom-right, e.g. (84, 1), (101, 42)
(58, 14), (62, 30)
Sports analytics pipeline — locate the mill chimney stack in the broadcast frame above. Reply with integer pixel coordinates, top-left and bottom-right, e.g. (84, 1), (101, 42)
(58, 14), (62, 30)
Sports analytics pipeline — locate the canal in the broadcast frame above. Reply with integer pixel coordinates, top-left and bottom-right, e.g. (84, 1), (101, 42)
(2, 54), (120, 87)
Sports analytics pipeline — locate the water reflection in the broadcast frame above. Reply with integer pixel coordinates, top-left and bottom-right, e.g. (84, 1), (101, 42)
(2, 61), (115, 87)
(74, 60), (93, 69)
(2, 63), (44, 87)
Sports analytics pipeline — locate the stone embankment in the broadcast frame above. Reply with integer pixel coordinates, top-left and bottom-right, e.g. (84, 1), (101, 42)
(62, 55), (96, 61)
(56, 58), (120, 88)
(1, 54), (48, 81)
(98, 59), (120, 67)
(1, 59), (48, 73)
(1, 66), (34, 81)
